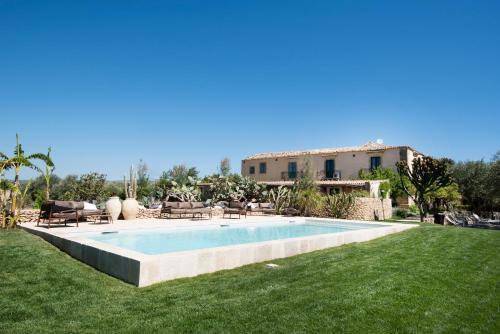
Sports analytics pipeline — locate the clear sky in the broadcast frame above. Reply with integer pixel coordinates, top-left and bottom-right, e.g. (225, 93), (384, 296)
(1, 0), (499, 180)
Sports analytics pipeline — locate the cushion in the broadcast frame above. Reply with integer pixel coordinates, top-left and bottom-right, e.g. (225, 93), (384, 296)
(178, 202), (191, 209)
(84, 202), (98, 210)
(163, 202), (179, 209)
(247, 203), (257, 209)
(260, 203), (273, 209)
(191, 202), (204, 209)
(52, 200), (84, 212)
(229, 201), (244, 209)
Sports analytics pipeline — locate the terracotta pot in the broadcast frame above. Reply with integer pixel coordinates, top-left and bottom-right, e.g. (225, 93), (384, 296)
(105, 196), (122, 222)
(122, 198), (139, 220)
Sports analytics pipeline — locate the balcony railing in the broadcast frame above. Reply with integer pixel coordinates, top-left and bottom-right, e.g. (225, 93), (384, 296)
(280, 171), (304, 181)
(316, 170), (342, 180)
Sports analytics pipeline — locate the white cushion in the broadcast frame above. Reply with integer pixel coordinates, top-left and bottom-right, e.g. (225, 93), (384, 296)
(84, 202), (98, 210)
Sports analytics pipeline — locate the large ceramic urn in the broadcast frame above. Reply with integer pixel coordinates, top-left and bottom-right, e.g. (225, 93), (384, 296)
(105, 196), (122, 222)
(121, 198), (139, 220)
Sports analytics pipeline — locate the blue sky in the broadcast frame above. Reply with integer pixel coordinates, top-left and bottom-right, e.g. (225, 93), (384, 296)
(1, 0), (499, 179)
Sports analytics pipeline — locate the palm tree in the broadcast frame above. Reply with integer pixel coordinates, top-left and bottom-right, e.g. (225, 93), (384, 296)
(0, 134), (54, 227)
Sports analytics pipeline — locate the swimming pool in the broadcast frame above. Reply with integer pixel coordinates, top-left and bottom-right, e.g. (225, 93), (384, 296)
(86, 221), (385, 255)
(22, 218), (418, 286)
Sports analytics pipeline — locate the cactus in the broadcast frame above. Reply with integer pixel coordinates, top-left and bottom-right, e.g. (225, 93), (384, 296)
(124, 165), (137, 198)
(268, 186), (291, 214)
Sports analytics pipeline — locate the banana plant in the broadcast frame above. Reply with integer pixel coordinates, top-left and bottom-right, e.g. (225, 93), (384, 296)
(0, 134), (53, 228)
(42, 147), (55, 200)
(0, 168), (10, 228)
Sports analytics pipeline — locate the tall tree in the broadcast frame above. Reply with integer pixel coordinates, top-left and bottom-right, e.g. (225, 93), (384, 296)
(136, 159), (152, 200)
(452, 160), (491, 212)
(77, 172), (107, 202)
(219, 157), (231, 176)
(489, 151), (500, 211)
(154, 165), (199, 201)
(396, 156), (452, 222)
(166, 165), (199, 185)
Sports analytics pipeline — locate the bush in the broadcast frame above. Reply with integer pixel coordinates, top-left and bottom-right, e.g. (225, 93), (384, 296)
(294, 188), (322, 216)
(323, 193), (356, 219)
(408, 204), (419, 214)
(350, 190), (370, 198)
(395, 208), (409, 218)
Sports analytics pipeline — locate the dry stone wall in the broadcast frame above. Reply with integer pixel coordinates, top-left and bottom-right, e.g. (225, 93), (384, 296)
(348, 198), (392, 221)
(16, 200), (390, 223)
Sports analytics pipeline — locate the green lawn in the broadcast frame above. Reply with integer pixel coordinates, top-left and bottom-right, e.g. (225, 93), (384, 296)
(1, 225), (499, 333)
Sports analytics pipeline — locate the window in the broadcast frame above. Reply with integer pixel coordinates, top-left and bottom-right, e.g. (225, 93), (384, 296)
(249, 166), (255, 174)
(325, 159), (335, 179)
(259, 162), (266, 174)
(370, 156), (381, 171)
(288, 161), (297, 179)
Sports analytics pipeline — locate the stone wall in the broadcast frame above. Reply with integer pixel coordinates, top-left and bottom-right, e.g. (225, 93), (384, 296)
(15, 201), (390, 223)
(13, 207), (226, 223)
(348, 198), (392, 221)
(17, 209), (39, 223)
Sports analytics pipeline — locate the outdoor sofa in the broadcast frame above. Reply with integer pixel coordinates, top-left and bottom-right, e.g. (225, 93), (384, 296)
(247, 202), (276, 215)
(223, 201), (247, 219)
(159, 201), (212, 219)
(37, 200), (111, 228)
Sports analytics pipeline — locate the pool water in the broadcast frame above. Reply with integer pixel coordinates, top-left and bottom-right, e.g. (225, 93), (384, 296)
(85, 221), (384, 255)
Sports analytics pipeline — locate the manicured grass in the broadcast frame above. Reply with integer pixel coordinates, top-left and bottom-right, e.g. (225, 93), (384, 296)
(1, 225), (499, 333)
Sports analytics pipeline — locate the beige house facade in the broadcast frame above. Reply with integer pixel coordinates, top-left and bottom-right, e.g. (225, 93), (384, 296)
(241, 141), (423, 206)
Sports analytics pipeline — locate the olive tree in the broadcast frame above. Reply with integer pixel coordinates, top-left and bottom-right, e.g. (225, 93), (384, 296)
(396, 156), (452, 222)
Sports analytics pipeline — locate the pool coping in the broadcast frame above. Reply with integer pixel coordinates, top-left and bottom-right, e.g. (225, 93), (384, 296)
(21, 218), (418, 287)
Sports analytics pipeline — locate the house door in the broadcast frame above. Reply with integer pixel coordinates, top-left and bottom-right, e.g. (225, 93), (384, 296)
(325, 159), (335, 179)
(288, 162), (297, 179)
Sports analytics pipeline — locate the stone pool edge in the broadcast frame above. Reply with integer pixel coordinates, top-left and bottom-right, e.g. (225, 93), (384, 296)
(21, 219), (418, 287)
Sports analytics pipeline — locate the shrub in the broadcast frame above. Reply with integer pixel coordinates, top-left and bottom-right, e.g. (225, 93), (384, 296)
(294, 188), (323, 217)
(323, 193), (356, 219)
(395, 208), (409, 218)
(408, 204), (419, 214)
(350, 190), (370, 198)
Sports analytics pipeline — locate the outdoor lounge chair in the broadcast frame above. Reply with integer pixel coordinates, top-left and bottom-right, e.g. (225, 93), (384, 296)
(223, 201), (247, 219)
(444, 212), (470, 227)
(283, 207), (300, 216)
(37, 201), (108, 228)
(38, 201), (81, 228)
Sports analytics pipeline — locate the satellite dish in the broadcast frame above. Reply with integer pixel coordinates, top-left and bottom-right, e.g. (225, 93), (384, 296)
(376, 139), (384, 144)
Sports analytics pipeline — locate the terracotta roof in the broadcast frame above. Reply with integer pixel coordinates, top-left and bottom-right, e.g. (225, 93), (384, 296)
(244, 142), (420, 160)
